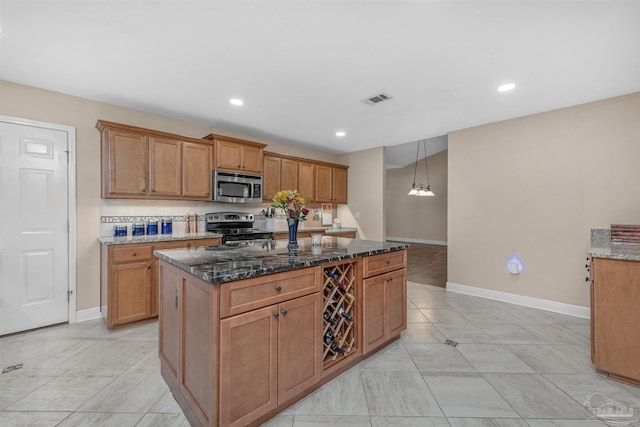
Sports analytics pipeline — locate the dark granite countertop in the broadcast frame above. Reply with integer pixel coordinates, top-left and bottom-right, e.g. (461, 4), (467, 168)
(154, 237), (408, 285)
(270, 227), (357, 235)
(98, 231), (224, 245)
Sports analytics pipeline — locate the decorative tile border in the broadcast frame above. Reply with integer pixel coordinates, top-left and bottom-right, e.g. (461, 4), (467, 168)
(101, 215), (204, 223)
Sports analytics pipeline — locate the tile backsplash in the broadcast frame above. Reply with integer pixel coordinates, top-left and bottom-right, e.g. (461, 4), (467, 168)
(100, 199), (325, 236)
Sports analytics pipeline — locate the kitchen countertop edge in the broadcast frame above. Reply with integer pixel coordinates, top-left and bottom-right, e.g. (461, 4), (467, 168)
(155, 238), (408, 285)
(588, 243), (640, 261)
(98, 231), (224, 245)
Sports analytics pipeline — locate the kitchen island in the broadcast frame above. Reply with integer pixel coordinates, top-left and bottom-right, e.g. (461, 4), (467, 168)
(155, 237), (408, 427)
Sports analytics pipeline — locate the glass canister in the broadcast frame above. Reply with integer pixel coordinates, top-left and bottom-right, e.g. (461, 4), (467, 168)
(161, 218), (172, 234)
(113, 225), (127, 237)
(146, 219), (158, 235)
(132, 222), (145, 236)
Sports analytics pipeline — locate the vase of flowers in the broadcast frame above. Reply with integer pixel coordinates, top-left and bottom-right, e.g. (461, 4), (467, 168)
(272, 190), (309, 250)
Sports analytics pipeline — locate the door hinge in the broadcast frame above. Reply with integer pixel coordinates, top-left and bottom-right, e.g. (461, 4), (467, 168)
(64, 149), (70, 163)
(68, 289), (73, 302)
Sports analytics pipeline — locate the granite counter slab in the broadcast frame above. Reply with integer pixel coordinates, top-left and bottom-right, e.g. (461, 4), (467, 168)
(588, 242), (640, 261)
(269, 227), (357, 235)
(98, 231), (224, 245)
(154, 237), (408, 285)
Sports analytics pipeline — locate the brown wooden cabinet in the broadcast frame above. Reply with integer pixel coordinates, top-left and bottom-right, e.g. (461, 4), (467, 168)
(220, 292), (322, 426)
(97, 121), (213, 201)
(314, 164), (348, 204)
(204, 135), (265, 174)
(101, 237), (221, 329)
(101, 127), (148, 197)
(298, 161), (315, 202)
(264, 154), (299, 201)
(362, 251), (407, 354)
(591, 257), (640, 386)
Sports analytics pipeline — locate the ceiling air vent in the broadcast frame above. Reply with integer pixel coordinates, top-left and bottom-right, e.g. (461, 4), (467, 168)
(363, 92), (393, 105)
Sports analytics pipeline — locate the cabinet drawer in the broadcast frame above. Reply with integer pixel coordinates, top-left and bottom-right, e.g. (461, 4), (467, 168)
(363, 250), (407, 278)
(219, 267), (322, 318)
(111, 245), (154, 262)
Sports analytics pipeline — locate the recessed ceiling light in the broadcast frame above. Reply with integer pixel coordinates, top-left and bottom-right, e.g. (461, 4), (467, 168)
(497, 83), (516, 92)
(229, 98), (244, 106)
(336, 131), (346, 137)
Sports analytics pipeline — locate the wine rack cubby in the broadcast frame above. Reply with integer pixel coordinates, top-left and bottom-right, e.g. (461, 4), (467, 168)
(322, 261), (357, 368)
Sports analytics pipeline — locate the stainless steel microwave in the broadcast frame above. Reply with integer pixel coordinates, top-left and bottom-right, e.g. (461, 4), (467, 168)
(212, 170), (263, 203)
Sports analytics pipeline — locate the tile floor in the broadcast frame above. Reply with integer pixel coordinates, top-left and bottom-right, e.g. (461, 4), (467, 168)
(1, 281), (639, 426)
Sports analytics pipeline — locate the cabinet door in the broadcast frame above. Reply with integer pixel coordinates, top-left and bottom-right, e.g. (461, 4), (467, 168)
(158, 262), (180, 381)
(298, 161), (315, 202)
(362, 275), (386, 354)
(593, 258), (640, 382)
(315, 164), (333, 202)
(149, 136), (182, 197)
(241, 144), (263, 173)
(332, 167), (348, 204)
(182, 142), (212, 199)
(215, 139), (243, 171)
(281, 158), (299, 192)
(220, 305), (278, 427)
(263, 155), (282, 201)
(103, 129), (148, 197)
(277, 293), (322, 404)
(386, 269), (407, 337)
(110, 260), (152, 328)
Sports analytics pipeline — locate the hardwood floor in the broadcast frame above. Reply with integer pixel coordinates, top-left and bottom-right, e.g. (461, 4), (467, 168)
(399, 242), (447, 287)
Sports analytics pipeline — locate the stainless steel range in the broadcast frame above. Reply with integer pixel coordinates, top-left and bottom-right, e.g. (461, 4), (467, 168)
(205, 212), (273, 244)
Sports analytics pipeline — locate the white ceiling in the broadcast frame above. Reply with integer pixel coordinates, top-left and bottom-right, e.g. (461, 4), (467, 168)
(1, 1), (639, 164)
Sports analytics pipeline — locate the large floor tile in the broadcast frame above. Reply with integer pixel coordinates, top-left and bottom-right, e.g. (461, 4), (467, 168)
(524, 420), (607, 426)
(136, 412), (191, 427)
(456, 344), (535, 373)
(432, 323), (495, 344)
(0, 411), (70, 427)
(77, 369), (167, 413)
(260, 414), (295, 427)
(410, 297), (453, 309)
(0, 370), (59, 410)
(424, 373), (519, 418)
(7, 373), (116, 411)
(420, 308), (469, 324)
(370, 416), (450, 426)
(407, 308), (430, 323)
(506, 345), (592, 374)
(56, 412), (144, 426)
(448, 418), (529, 426)
(361, 371), (443, 416)
(483, 373), (593, 419)
(401, 323), (447, 343)
(476, 324), (545, 345)
(292, 415), (371, 426)
(292, 368), (369, 416)
(519, 324), (589, 347)
(357, 340), (417, 372)
(404, 342), (476, 373)
(543, 373), (640, 410)
(460, 308), (523, 325)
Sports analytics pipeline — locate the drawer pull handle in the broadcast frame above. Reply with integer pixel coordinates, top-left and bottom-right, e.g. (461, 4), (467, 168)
(147, 265), (151, 270)
(385, 260), (390, 265)
(281, 310), (288, 316)
(273, 313), (279, 319)
(175, 290), (178, 309)
(275, 286), (282, 292)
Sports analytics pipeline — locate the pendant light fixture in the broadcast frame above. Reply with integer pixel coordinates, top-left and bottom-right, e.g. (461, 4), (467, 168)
(407, 139), (435, 197)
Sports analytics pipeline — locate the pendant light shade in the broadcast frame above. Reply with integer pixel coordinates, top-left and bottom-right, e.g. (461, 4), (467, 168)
(407, 140), (435, 197)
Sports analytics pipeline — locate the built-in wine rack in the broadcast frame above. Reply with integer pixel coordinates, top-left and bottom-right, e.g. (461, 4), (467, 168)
(322, 262), (357, 367)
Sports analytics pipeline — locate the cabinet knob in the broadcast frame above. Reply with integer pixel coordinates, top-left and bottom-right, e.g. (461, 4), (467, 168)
(281, 310), (288, 316)
(273, 313), (279, 319)
(147, 265), (151, 270)
(132, 252), (137, 256)
(385, 259), (390, 265)
(151, 188), (155, 193)
(585, 277), (590, 282)
(141, 188), (146, 192)
(275, 286), (282, 292)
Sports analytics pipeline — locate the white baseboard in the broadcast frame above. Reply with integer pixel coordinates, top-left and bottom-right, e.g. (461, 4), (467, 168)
(386, 236), (447, 246)
(76, 307), (103, 323)
(445, 282), (590, 319)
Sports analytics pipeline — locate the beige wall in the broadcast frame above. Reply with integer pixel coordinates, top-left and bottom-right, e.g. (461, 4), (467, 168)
(448, 92), (640, 308)
(338, 147), (386, 241)
(0, 80), (344, 311)
(385, 149), (448, 243)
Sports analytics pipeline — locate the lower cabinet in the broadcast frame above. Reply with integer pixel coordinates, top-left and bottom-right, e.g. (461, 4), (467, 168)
(362, 269), (407, 353)
(101, 237), (221, 329)
(219, 293), (322, 426)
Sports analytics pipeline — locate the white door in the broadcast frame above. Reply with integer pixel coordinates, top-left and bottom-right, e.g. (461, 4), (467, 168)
(0, 120), (70, 335)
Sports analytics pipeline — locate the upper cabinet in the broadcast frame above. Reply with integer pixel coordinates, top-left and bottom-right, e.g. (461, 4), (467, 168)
(263, 153), (299, 201)
(315, 164), (348, 204)
(204, 134), (266, 174)
(97, 121), (213, 201)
